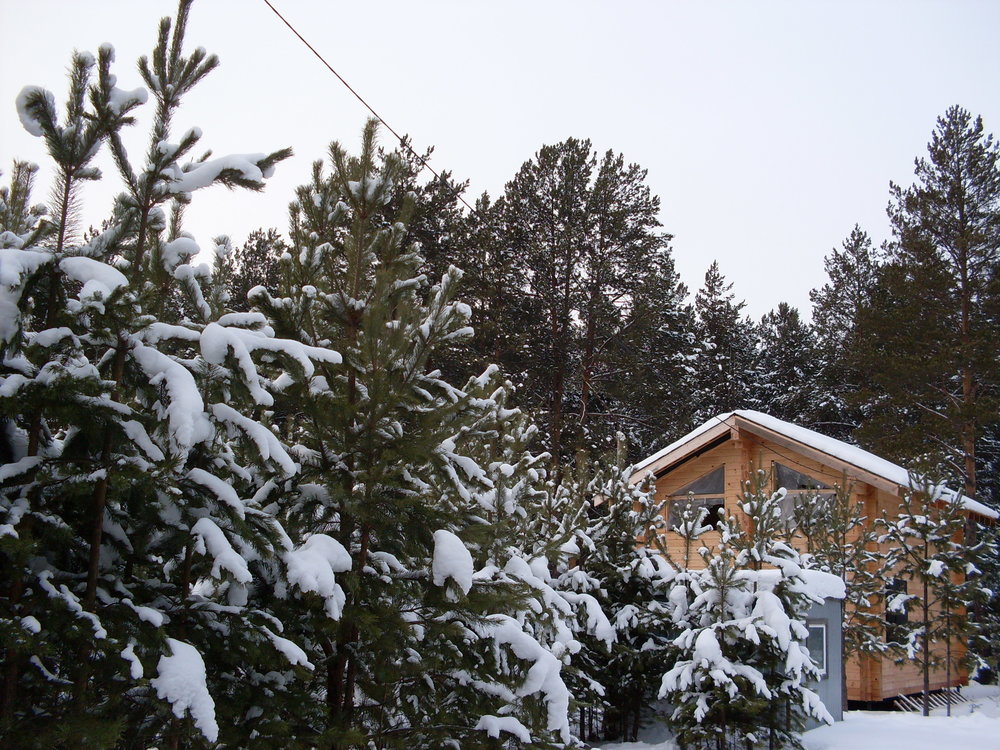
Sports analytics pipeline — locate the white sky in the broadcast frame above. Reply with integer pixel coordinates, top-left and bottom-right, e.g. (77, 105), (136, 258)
(2, 0), (998, 320)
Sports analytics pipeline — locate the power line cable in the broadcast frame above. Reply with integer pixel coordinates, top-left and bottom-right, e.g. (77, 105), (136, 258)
(264, 3), (850, 496)
(262, 0), (478, 215)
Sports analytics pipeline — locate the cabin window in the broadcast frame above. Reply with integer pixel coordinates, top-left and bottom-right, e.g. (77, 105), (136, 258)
(668, 466), (725, 531)
(668, 497), (726, 530)
(773, 462), (834, 520)
(885, 578), (909, 643)
(774, 463), (831, 492)
(674, 466), (725, 495)
(806, 622), (827, 674)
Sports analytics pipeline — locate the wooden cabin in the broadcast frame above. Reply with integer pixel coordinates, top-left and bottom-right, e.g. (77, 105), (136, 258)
(629, 410), (998, 707)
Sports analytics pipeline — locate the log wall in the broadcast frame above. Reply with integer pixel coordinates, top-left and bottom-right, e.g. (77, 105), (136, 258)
(648, 432), (969, 703)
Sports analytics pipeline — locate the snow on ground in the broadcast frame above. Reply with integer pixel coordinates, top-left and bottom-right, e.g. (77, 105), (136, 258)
(593, 682), (1000, 750)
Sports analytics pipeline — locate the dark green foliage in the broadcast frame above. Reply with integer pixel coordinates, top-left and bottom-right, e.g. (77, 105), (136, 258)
(808, 225), (882, 442)
(845, 107), (1000, 505)
(754, 302), (822, 426)
(458, 138), (687, 465)
(690, 261), (758, 421)
(222, 227), (289, 312)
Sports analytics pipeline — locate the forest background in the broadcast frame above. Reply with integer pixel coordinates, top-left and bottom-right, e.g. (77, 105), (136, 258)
(3, 0), (1000, 322)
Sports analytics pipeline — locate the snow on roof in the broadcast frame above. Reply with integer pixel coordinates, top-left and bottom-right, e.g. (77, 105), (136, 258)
(633, 410), (998, 520)
(630, 414), (729, 475)
(743, 568), (847, 601)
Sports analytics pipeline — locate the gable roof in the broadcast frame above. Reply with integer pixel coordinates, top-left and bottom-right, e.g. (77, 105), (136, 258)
(632, 410), (998, 520)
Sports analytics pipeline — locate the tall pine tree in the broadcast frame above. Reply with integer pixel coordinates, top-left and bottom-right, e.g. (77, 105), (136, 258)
(250, 121), (595, 748)
(851, 107), (1000, 506)
(754, 302), (822, 426)
(465, 139), (683, 465)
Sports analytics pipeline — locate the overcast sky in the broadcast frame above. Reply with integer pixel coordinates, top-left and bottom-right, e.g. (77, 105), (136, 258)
(2, 0), (998, 320)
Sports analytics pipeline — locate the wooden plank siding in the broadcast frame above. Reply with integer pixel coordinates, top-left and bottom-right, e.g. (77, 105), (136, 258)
(645, 429), (970, 704)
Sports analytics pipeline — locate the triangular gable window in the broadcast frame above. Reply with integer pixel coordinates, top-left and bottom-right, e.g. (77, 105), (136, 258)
(669, 466), (725, 530)
(670, 466), (725, 496)
(774, 463), (830, 492)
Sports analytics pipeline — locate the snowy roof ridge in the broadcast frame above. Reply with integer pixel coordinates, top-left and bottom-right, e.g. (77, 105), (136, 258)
(633, 410), (998, 520)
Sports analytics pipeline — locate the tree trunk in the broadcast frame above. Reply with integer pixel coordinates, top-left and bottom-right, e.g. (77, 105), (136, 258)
(960, 368), (977, 500)
(82, 340), (129, 610)
(922, 576), (930, 716)
(578, 281), (599, 446)
(341, 523), (372, 722)
(956, 208), (977, 502)
(945, 593), (952, 717)
(841, 630), (849, 714)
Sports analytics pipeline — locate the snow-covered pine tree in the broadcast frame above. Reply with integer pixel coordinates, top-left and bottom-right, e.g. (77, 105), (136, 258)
(789, 482), (886, 711)
(0, 161), (48, 242)
(967, 521), (1000, 686)
(754, 303), (824, 427)
(558, 445), (672, 743)
(877, 476), (988, 716)
(250, 120), (599, 748)
(0, 3), (340, 746)
(689, 262), (758, 422)
(807, 225), (881, 443)
(660, 507), (769, 749)
(222, 227), (289, 312)
(659, 469), (832, 750)
(496, 465), (624, 750)
(1, 36), (155, 747)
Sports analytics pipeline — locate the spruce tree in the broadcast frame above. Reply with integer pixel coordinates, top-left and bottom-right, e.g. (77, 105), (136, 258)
(607, 247), (695, 456)
(754, 302), (823, 426)
(690, 261), (758, 422)
(808, 225), (881, 442)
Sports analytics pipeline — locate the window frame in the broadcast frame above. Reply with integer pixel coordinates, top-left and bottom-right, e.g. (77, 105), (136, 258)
(668, 466), (726, 531)
(772, 462), (835, 521)
(668, 495), (726, 531)
(885, 578), (909, 643)
(806, 621), (827, 675)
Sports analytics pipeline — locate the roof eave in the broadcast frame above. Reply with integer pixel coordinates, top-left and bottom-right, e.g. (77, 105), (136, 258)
(629, 415), (735, 481)
(730, 414), (902, 495)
